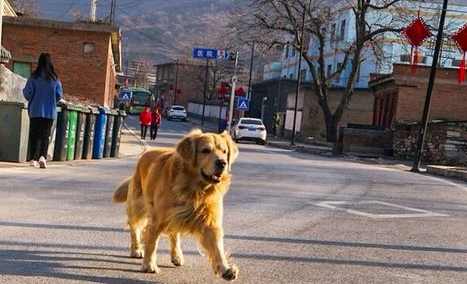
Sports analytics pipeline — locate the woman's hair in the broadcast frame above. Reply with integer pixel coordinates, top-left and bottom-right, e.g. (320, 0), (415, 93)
(32, 53), (58, 81)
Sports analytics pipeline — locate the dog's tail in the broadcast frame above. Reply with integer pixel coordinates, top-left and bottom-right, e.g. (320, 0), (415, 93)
(113, 176), (131, 203)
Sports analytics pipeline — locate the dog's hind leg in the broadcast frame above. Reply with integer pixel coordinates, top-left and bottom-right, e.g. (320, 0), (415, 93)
(199, 226), (238, 281)
(169, 232), (184, 267)
(141, 219), (164, 274)
(129, 220), (146, 258)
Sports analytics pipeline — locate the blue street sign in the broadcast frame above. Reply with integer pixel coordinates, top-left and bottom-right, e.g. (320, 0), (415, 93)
(193, 48), (230, 60)
(120, 88), (131, 102)
(237, 98), (249, 111)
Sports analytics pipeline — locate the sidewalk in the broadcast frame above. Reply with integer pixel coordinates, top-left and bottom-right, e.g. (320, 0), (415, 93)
(427, 165), (467, 182)
(267, 138), (334, 156)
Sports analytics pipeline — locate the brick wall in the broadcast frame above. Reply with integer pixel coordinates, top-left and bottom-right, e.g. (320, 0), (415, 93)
(371, 64), (467, 126)
(289, 88), (374, 140)
(393, 121), (467, 165)
(2, 18), (116, 107)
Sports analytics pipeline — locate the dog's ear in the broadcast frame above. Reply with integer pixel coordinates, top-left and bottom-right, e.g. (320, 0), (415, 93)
(221, 131), (238, 171)
(177, 129), (203, 165)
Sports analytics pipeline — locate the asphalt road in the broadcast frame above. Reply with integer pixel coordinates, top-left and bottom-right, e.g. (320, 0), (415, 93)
(1, 116), (467, 284)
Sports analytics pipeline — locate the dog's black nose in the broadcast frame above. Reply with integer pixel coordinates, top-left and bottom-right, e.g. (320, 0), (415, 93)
(215, 159), (227, 170)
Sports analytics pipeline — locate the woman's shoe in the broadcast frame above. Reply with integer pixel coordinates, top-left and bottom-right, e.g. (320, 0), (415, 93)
(29, 160), (38, 167)
(39, 156), (47, 169)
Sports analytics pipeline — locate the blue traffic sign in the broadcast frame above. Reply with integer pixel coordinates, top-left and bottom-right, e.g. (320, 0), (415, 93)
(193, 48), (230, 60)
(237, 98), (249, 111)
(120, 88), (131, 102)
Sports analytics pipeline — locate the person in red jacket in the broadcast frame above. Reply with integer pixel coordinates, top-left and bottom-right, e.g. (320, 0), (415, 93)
(150, 106), (162, 141)
(139, 107), (151, 140)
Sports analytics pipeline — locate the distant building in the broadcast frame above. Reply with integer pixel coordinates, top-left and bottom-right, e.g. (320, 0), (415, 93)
(2, 17), (121, 107)
(154, 61), (204, 109)
(263, 62), (281, 80)
(280, 0), (467, 89)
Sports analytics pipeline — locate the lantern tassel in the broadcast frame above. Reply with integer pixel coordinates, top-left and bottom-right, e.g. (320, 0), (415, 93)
(411, 47), (419, 75)
(459, 52), (466, 84)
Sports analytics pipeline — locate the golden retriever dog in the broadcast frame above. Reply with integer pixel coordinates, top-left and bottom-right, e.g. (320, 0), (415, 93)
(112, 129), (239, 281)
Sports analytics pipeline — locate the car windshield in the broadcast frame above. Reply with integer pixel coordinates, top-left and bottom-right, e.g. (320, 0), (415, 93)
(131, 92), (151, 106)
(172, 106), (185, 111)
(240, 119), (263, 125)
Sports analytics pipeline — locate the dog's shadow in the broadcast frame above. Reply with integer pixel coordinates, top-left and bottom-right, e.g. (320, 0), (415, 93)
(0, 248), (174, 284)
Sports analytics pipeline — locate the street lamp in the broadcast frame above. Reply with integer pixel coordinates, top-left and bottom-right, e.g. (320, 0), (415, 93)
(291, 1), (308, 146)
(411, 0), (449, 172)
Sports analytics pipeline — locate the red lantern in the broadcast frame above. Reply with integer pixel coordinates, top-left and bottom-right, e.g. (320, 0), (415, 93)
(451, 23), (467, 83)
(401, 13), (432, 74)
(235, 87), (245, 96)
(217, 85), (228, 95)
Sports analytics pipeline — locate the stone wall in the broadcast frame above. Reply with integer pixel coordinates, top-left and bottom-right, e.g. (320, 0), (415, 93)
(0, 64), (27, 103)
(342, 127), (393, 157)
(393, 121), (467, 166)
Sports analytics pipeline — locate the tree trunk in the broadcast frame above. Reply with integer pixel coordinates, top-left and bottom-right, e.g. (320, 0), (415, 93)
(324, 115), (339, 143)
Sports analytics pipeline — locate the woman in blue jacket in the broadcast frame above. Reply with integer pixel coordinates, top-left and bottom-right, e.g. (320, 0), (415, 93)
(23, 53), (63, 169)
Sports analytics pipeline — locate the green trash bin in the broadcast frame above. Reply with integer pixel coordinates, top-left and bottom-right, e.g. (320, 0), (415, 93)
(110, 110), (127, 158)
(0, 102), (30, 162)
(74, 106), (89, 160)
(103, 109), (117, 158)
(82, 106), (99, 160)
(66, 105), (80, 161)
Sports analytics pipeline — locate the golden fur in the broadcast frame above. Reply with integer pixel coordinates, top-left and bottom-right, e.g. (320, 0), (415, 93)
(113, 129), (239, 281)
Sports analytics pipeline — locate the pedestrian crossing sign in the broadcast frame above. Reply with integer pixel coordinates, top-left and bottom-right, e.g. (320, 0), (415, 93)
(237, 98), (249, 110)
(120, 88), (132, 102)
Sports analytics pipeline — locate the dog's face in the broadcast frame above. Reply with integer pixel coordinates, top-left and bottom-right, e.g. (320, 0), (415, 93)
(177, 129), (238, 184)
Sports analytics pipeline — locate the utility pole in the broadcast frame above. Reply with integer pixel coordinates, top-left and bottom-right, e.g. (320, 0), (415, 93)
(173, 60), (179, 105)
(411, 0), (449, 172)
(227, 52), (239, 132)
(246, 41), (255, 117)
(201, 58), (209, 125)
(90, 0), (97, 22)
(110, 0), (116, 25)
(291, 2), (307, 146)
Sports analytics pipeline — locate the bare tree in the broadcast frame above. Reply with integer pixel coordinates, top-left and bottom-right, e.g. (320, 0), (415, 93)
(237, 0), (410, 142)
(8, 0), (38, 17)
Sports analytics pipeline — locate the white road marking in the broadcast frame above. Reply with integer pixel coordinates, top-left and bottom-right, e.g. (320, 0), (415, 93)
(314, 200), (449, 219)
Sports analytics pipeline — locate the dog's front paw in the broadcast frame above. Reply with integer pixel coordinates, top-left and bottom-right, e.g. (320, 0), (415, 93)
(171, 254), (184, 267)
(221, 265), (239, 281)
(130, 249), (144, 259)
(141, 262), (161, 274)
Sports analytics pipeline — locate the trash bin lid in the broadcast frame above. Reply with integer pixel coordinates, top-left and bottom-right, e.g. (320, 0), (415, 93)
(110, 109), (118, 116)
(97, 106), (111, 114)
(117, 110), (127, 117)
(0, 101), (26, 108)
(88, 106), (99, 114)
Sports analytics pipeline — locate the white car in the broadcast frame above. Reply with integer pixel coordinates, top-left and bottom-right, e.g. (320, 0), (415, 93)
(167, 105), (187, 121)
(231, 118), (267, 145)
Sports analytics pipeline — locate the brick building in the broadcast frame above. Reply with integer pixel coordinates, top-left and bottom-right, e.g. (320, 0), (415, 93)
(154, 61), (204, 109)
(2, 17), (121, 107)
(369, 64), (467, 128)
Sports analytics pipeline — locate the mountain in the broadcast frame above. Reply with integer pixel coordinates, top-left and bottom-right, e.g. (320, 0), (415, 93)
(32, 0), (236, 63)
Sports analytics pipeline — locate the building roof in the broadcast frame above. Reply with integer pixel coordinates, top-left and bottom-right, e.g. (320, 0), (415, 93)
(2, 16), (122, 72)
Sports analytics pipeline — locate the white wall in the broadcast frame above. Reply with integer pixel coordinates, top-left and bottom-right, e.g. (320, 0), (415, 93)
(188, 102), (227, 120)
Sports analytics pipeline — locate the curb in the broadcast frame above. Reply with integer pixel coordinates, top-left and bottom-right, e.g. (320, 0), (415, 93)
(267, 141), (333, 157)
(426, 165), (467, 182)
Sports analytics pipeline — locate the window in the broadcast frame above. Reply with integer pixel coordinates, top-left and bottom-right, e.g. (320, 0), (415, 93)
(327, 64), (332, 77)
(336, 62), (343, 83)
(300, 69), (307, 82)
(400, 54), (411, 63)
(289, 73), (294, 79)
(292, 47), (296, 57)
(330, 23), (336, 43)
(400, 54), (427, 64)
(340, 20), (346, 41)
(285, 45), (289, 58)
(356, 65), (361, 82)
(83, 42), (95, 53)
(12, 61), (32, 78)
(452, 59), (462, 67)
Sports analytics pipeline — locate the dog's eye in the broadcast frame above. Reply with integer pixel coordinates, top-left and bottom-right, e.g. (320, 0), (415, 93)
(223, 150), (227, 154)
(201, 148), (211, 154)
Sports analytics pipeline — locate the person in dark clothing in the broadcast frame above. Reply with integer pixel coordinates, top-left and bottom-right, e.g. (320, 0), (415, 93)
(150, 106), (162, 140)
(139, 107), (151, 140)
(23, 53), (63, 169)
